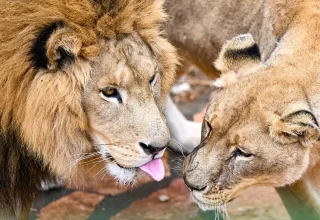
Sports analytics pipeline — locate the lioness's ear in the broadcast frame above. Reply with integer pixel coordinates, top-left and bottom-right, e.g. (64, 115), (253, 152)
(270, 111), (320, 147)
(30, 22), (82, 70)
(215, 34), (261, 73)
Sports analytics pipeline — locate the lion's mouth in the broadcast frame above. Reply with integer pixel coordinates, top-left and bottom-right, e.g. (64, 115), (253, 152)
(105, 154), (165, 182)
(138, 158), (165, 181)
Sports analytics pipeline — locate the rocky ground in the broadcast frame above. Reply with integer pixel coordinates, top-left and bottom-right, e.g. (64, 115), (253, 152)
(29, 67), (291, 220)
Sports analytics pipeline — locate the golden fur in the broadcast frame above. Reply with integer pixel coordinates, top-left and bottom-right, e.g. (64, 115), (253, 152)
(181, 0), (320, 216)
(0, 0), (177, 219)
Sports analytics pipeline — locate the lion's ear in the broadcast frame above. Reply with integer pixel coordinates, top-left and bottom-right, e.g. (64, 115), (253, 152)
(46, 27), (84, 70)
(30, 22), (83, 70)
(269, 110), (320, 148)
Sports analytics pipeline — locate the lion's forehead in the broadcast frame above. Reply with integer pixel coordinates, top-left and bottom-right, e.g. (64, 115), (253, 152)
(91, 37), (157, 86)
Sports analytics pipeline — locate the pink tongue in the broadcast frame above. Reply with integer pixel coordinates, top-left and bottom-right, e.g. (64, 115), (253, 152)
(139, 159), (165, 182)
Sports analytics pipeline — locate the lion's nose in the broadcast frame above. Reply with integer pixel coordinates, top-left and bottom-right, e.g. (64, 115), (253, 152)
(139, 142), (166, 155)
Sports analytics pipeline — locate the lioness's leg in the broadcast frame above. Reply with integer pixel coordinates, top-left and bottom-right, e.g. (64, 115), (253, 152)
(165, 96), (201, 154)
(277, 176), (320, 220)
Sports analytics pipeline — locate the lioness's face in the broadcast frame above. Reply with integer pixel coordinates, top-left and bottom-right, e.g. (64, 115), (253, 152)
(184, 100), (311, 210)
(83, 35), (170, 184)
(183, 34), (320, 210)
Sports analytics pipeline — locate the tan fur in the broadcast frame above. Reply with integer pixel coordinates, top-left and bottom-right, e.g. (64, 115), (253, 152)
(0, 0), (177, 218)
(181, 0), (320, 215)
(165, 0), (276, 77)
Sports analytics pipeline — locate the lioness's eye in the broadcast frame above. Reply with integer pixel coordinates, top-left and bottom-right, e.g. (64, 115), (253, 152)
(149, 74), (157, 87)
(232, 148), (253, 158)
(100, 87), (123, 104)
(201, 120), (212, 141)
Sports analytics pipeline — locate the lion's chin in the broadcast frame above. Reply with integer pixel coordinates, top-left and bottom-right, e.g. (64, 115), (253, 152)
(105, 162), (145, 186)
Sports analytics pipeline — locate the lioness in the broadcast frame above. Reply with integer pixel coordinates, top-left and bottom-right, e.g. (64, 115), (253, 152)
(0, 0), (177, 219)
(175, 2), (320, 219)
(165, 0), (320, 218)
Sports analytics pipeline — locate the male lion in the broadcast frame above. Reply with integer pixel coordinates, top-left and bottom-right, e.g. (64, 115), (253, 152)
(177, 1), (320, 218)
(0, 0), (177, 219)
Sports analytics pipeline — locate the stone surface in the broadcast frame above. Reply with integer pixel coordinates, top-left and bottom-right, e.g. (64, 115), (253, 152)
(38, 191), (104, 220)
(227, 186), (291, 220)
(111, 178), (199, 220)
(111, 178), (290, 220)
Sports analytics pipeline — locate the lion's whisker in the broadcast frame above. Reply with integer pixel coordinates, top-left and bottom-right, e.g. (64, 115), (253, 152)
(84, 157), (114, 175)
(100, 169), (109, 183)
(78, 157), (103, 166)
(94, 166), (107, 178)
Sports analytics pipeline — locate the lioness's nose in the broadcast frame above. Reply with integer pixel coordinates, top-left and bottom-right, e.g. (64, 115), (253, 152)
(184, 175), (207, 191)
(139, 142), (166, 155)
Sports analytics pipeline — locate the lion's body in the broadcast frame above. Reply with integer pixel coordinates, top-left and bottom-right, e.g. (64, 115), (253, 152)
(165, 0), (320, 217)
(0, 0), (177, 218)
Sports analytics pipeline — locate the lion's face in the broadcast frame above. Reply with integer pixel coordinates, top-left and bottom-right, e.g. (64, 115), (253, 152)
(83, 35), (169, 184)
(10, 0), (177, 184)
(183, 34), (320, 210)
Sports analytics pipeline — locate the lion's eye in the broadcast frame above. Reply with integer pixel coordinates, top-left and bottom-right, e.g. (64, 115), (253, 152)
(100, 87), (123, 104)
(232, 148), (253, 158)
(103, 88), (116, 96)
(149, 74), (157, 88)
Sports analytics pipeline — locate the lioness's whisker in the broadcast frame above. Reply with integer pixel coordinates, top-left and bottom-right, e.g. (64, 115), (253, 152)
(214, 204), (217, 220)
(170, 157), (183, 168)
(170, 138), (186, 158)
(223, 203), (231, 220)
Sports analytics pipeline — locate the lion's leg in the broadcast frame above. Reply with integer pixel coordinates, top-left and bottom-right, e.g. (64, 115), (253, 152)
(0, 208), (16, 220)
(0, 200), (32, 220)
(276, 174), (320, 219)
(39, 178), (64, 191)
(165, 96), (201, 154)
(18, 202), (32, 220)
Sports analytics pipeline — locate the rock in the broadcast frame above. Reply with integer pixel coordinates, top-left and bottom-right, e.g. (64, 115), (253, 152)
(111, 181), (291, 220)
(227, 186), (291, 220)
(38, 191), (104, 220)
(111, 178), (199, 220)
(159, 195), (170, 202)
